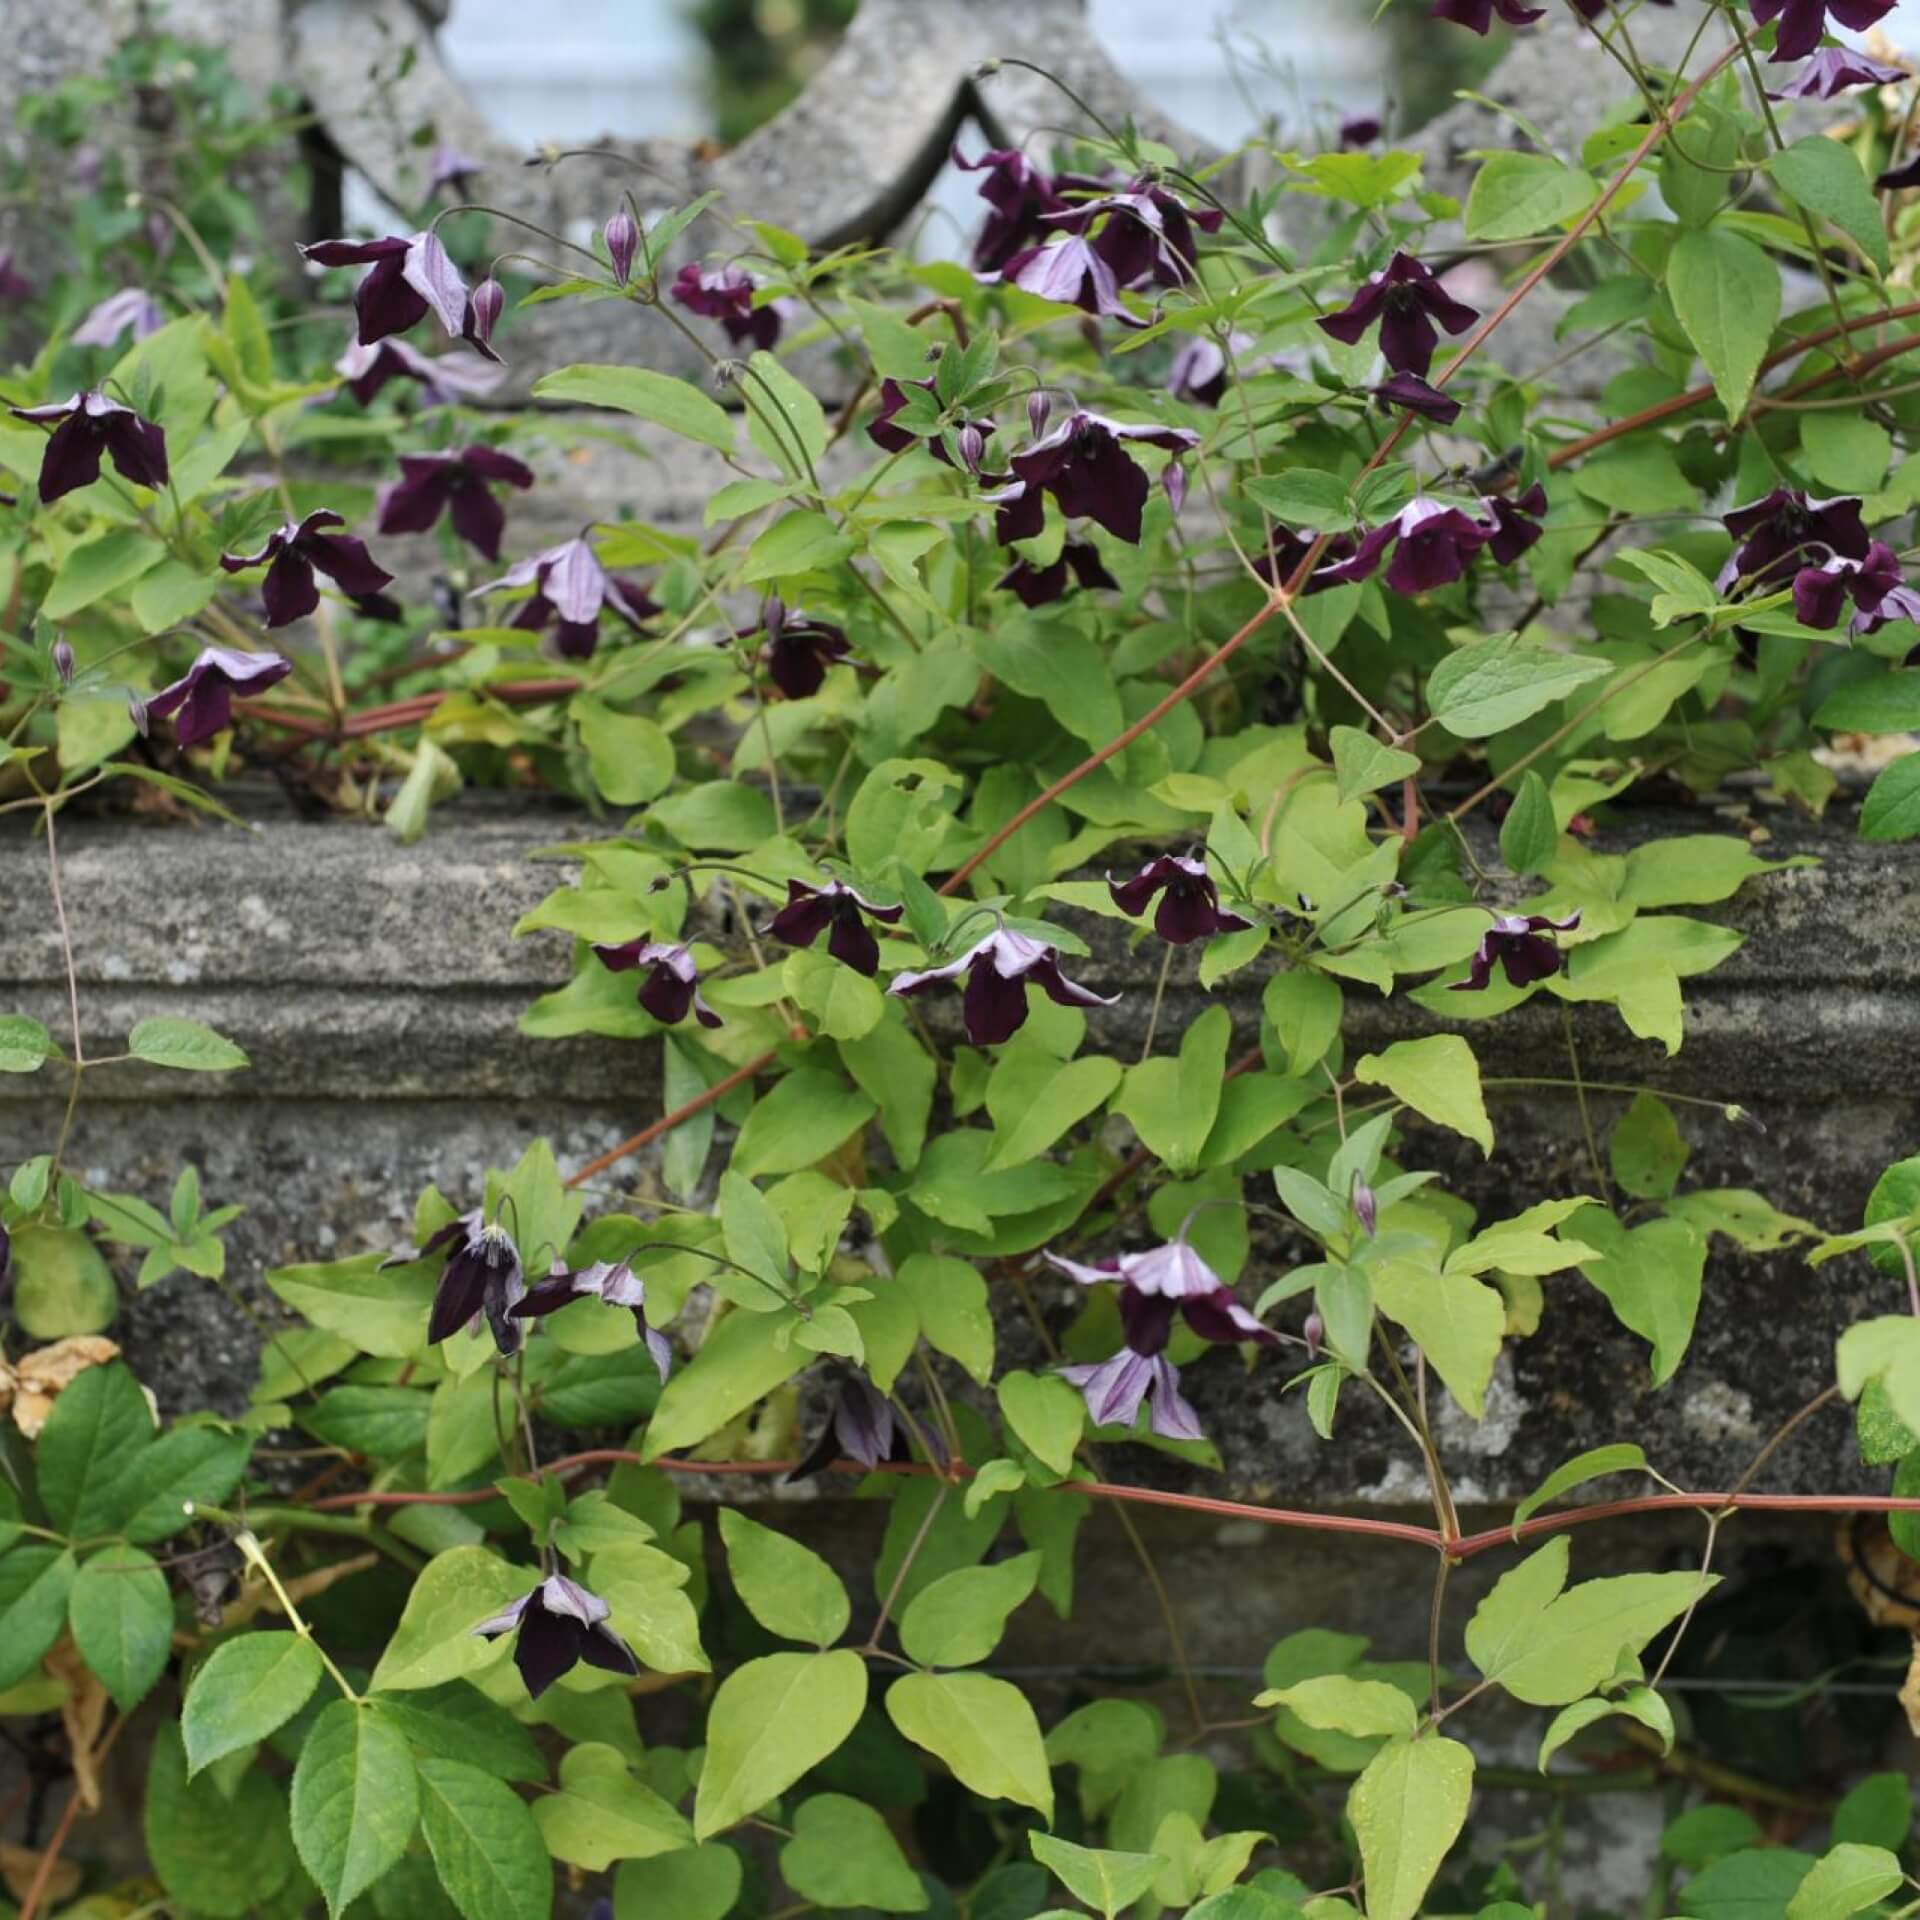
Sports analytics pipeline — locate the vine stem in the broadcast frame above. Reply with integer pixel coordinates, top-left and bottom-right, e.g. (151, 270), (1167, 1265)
(16, 1712), (130, 1920)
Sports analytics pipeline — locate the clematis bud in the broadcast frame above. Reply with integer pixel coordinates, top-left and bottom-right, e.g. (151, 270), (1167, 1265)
(1304, 1311), (1324, 1358)
(1352, 1176), (1377, 1238)
(470, 276), (504, 348)
(127, 691), (149, 737)
(52, 640), (75, 685)
(605, 208), (639, 287)
(957, 421), (985, 474)
(1164, 462), (1188, 514)
(1028, 390), (1052, 439)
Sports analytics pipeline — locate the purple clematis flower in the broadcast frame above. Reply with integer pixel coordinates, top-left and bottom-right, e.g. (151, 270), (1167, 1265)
(671, 264), (783, 350)
(1108, 854), (1251, 945)
(955, 144), (1067, 273)
(993, 233), (1146, 327)
(333, 335), (506, 407)
(767, 879), (905, 977)
(591, 939), (722, 1029)
(301, 229), (503, 362)
(1794, 539), (1913, 629)
(1048, 178), (1225, 289)
(996, 539), (1118, 607)
(1255, 530), (1358, 596)
(750, 599), (852, 699)
(1719, 487), (1870, 592)
(1432, 0), (1546, 27)
(867, 377), (996, 465)
(414, 1207), (527, 1352)
(145, 645), (293, 747)
(1374, 370), (1462, 425)
(511, 1258), (674, 1379)
(1453, 910), (1582, 991)
(1318, 252), (1479, 378)
(485, 537), (657, 659)
(1485, 482), (1550, 564)
(889, 928), (1117, 1047)
(0, 250), (33, 302)
(1770, 46), (1908, 96)
(220, 510), (395, 628)
(1318, 497), (1497, 594)
(71, 288), (165, 349)
(1340, 113), (1384, 148)
(1878, 150), (1920, 190)
(427, 142), (483, 197)
(1750, 0), (1894, 63)
(1062, 1347), (1203, 1439)
(788, 1374), (915, 1483)
(1167, 336), (1231, 407)
(991, 410), (1201, 546)
(9, 391), (168, 504)
(376, 446), (536, 560)
(473, 1574), (639, 1699)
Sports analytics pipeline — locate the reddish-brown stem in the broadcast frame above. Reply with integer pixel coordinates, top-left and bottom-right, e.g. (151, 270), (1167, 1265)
(564, 1051), (774, 1189)
(18, 1712), (129, 1920)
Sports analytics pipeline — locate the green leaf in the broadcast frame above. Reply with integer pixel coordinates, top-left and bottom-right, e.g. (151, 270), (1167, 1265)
(1832, 1773), (1913, 1852)
(268, 1253), (437, 1360)
(731, 1067), (878, 1178)
(743, 350), (829, 481)
(1680, 1850), (1818, 1920)
(69, 1545), (173, 1709)
(1331, 726), (1422, 805)
(985, 1052), (1123, 1171)
(1030, 1832), (1166, 1919)
(1772, 137), (1891, 272)
(1499, 771), (1557, 876)
(417, 1755), (553, 1920)
(1610, 1092), (1690, 1199)
(971, 618), (1124, 748)
(590, 1541), (710, 1674)
(1662, 1806), (1764, 1867)
(185, 1631), (325, 1774)
(899, 1253), (994, 1385)
(1347, 1735), (1475, 1920)
(0, 1547), (77, 1689)
(1667, 227), (1781, 421)
(1427, 636), (1610, 737)
(1370, 1259), (1505, 1417)
(743, 508), (854, 583)
(291, 1697), (421, 1918)
(783, 1793), (930, 1913)
(1116, 1002), (1231, 1173)
(692, 1648), (869, 1838)
(1464, 151), (1597, 240)
(1537, 1685), (1673, 1769)
(898, 1552), (1043, 1668)
(132, 557), (222, 632)
(1786, 1845), (1904, 1920)
(1254, 1675), (1419, 1740)
(531, 364), (734, 451)
(531, 1742), (692, 1871)
(37, 1359), (155, 1534)
(42, 527), (166, 619)
(997, 1370), (1085, 1476)
(370, 1684), (547, 1783)
(718, 1507), (850, 1648)
(1572, 1209), (1705, 1387)
(1354, 1035), (1493, 1154)
(614, 1845), (742, 1920)
(7, 1222), (119, 1339)
(1244, 469), (1352, 532)
(371, 1548), (532, 1692)
(302, 1385), (431, 1457)
(1510, 1444), (1648, 1533)
(1860, 752), (1920, 842)
(1264, 971), (1342, 1078)
(573, 699), (675, 805)
(1815, 670), (1920, 734)
(885, 1670), (1054, 1821)
(641, 1303), (810, 1458)
(786, 948), (885, 1041)
(0, 1014), (53, 1073)
(147, 1721), (298, 1918)
(127, 1015), (250, 1072)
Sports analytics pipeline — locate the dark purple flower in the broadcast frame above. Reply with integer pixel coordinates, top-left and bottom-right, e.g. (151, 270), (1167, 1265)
(334, 335), (506, 407)
(606, 208), (640, 287)
(996, 540), (1118, 607)
(376, 446), (536, 560)
(592, 939), (722, 1029)
(787, 1374), (915, 1483)
(484, 537), (657, 658)
(1770, 46), (1908, 96)
(145, 646), (293, 747)
(1569, 0), (1672, 13)
(954, 143), (1067, 273)
(1254, 531), (1357, 596)
(671, 264), (783, 350)
(991, 410), (1200, 546)
(1878, 151), (1920, 190)
(748, 600), (852, 699)
(1107, 854), (1251, 945)
(512, 1258), (673, 1379)
(1719, 488), (1870, 593)
(0, 250), (32, 303)
(474, 1574), (639, 1699)
(301, 230), (503, 362)
(71, 288), (165, 349)
(1318, 496), (1497, 594)
(1750, 0), (1894, 63)
(767, 880), (904, 977)
(413, 1207), (527, 1352)
(427, 142), (483, 197)
(867, 377), (995, 466)
(1452, 910), (1582, 991)
(1794, 539), (1911, 629)
(1318, 252), (1479, 378)
(1047, 178), (1225, 290)
(221, 510), (394, 628)
(1375, 371), (1462, 425)
(9, 391), (168, 504)
(993, 234), (1146, 327)
(1485, 482), (1549, 564)
(1339, 114), (1384, 148)
(1432, 0), (1546, 28)
(888, 927), (1117, 1047)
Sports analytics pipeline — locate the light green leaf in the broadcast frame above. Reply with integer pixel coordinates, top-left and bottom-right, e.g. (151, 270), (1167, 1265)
(743, 508), (853, 583)
(786, 948), (885, 1041)
(997, 1370), (1085, 1476)
(530, 1742), (692, 1871)
(1772, 137), (1891, 273)
(531, 364), (734, 450)
(268, 1253), (438, 1361)
(1427, 636), (1610, 737)
(1537, 1685), (1673, 1770)
(1861, 753), (1920, 842)
(1254, 1675), (1418, 1740)
(731, 1068), (877, 1178)
(128, 1015), (249, 1071)
(641, 1303), (810, 1458)
(899, 1253), (994, 1385)
(743, 350), (828, 481)
(1500, 771), (1557, 876)
(1667, 227), (1780, 421)
(985, 1052), (1123, 1171)
(184, 1631), (325, 1774)
(1264, 971), (1342, 1078)
(1353, 1035), (1493, 1154)
(43, 527), (166, 619)
(718, 1507), (850, 1648)
(1464, 152), (1598, 240)
(1832, 1773), (1913, 1851)
(1115, 1002), (1231, 1173)
(783, 1793), (930, 1913)
(1370, 1258), (1505, 1418)
(1815, 670), (1920, 734)
(1786, 1845), (1905, 1920)
(1331, 726), (1421, 804)
(885, 1670), (1054, 1821)
(1571, 1208), (1705, 1387)
(416, 1755), (553, 1920)
(898, 1552), (1043, 1669)
(370, 1548), (532, 1692)
(1030, 1831), (1165, 1919)
(590, 1541), (710, 1674)
(0, 1014), (54, 1073)
(1510, 1444), (1649, 1533)
(68, 1546), (173, 1710)
(614, 1844), (742, 1920)
(1609, 1092), (1689, 1199)
(692, 1649), (869, 1838)
(573, 699), (675, 806)
(1348, 1735), (1475, 1920)
(291, 1697), (420, 1917)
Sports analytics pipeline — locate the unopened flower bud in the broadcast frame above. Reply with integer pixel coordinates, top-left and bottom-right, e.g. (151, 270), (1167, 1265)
(1352, 1175), (1377, 1238)
(957, 422), (985, 474)
(1303, 1310), (1324, 1358)
(605, 208), (639, 288)
(1164, 461), (1188, 514)
(470, 276), (504, 347)
(127, 690), (149, 737)
(1028, 390), (1051, 439)
(52, 639), (75, 685)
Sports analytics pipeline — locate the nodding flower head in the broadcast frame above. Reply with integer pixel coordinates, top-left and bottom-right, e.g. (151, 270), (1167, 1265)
(1106, 854), (1250, 945)
(1720, 488), (1870, 593)
(591, 939), (722, 1029)
(473, 1574), (639, 1699)
(301, 230), (502, 362)
(71, 288), (165, 350)
(889, 927), (1117, 1047)
(512, 1258), (673, 1380)
(413, 1208), (527, 1353)
(1770, 46), (1908, 98)
(1452, 910), (1581, 992)
(990, 410), (1200, 547)
(787, 1373), (917, 1483)
(766, 880), (905, 978)
(144, 646), (293, 748)
(996, 539), (1117, 608)
(483, 537), (658, 659)
(671, 263), (785, 350)
(747, 600), (852, 699)
(1430, 0), (1547, 29)
(992, 233), (1146, 328)
(1749, 0), (1894, 64)
(1317, 496), (1499, 595)
(1317, 251), (1478, 378)
(953, 143), (1067, 273)
(334, 334), (507, 408)
(376, 446), (536, 561)
(220, 510), (394, 628)
(9, 391), (168, 504)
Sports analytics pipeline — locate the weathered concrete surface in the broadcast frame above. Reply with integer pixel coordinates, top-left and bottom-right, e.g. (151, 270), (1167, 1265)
(2, 797), (1914, 1509)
